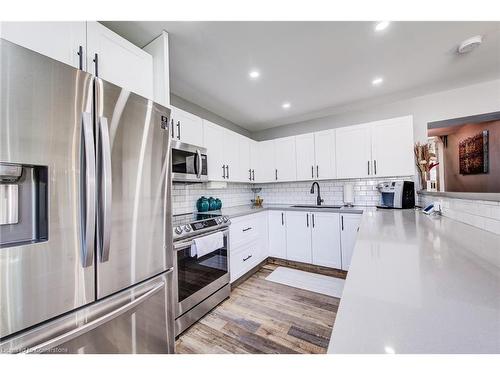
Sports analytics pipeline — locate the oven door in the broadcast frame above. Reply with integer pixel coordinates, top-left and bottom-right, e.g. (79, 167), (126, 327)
(173, 229), (230, 318)
(171, 140), (208, 182)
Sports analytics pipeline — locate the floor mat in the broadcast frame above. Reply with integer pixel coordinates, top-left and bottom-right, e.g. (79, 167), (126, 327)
(265, 266), (345, 298)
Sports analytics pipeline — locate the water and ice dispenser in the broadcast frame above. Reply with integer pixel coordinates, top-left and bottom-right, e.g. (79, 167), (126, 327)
(0, 162), (48, 248)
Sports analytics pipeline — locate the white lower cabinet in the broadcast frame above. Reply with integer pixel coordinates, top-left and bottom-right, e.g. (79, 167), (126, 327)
(311, 212), (342, 269)
(229, 212), (268, 283)
(268, 211), (287, 259)
(340, 213), (362, 271)
(285, 211), (312, 263)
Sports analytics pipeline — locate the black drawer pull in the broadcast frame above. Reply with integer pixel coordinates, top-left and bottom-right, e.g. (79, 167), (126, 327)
(242, 227), (253, 232)
(243, 255), (253, 262)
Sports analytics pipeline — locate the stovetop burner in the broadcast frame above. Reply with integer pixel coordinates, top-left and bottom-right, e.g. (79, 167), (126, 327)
(172, 211), (230, 241)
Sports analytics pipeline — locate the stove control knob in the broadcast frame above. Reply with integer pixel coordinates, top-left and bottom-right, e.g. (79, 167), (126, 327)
(183, 225), (191, 232)
(174, 226), (183, 235)
(223, 216), (229, 223)
(216, 217), (222, 224)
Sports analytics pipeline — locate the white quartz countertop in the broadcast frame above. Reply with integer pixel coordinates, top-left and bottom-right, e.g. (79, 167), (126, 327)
(328, 208), (500, 354)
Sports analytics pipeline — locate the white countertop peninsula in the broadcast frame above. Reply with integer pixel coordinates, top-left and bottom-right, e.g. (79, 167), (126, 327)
(328, 208), (500, 354)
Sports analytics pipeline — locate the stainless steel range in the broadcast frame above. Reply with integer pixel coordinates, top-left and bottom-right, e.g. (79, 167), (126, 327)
(172, 212), (231, 336)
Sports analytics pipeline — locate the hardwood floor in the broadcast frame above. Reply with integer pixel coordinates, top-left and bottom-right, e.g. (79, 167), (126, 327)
(175, 263), (342, 354)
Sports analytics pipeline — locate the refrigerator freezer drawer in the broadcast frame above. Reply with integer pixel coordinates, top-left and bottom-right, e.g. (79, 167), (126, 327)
(0, 271), (175, 354)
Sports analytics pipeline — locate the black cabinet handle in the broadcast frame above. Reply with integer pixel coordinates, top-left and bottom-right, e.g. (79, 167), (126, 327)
(312, 214), (315, 228)
(367, 160), (370, 175)
(176, 121), (181, 140)
(252, 169), (255, 181)
(226, 165), (229, 179)
(316, 165), (319, 178)
(77, 46), (83, 70)
(171, 119), (174, 138)
(275, 169), (278, 180)
(243, 254), (253, 262)
(306, 213), (309, 227)
(242, 227), (252, 232)
(93, 53), (99, 77)
(222, 165), (226, 179)
(249, 169), (252, 181)
(281, 212), (284, 225)
(311, 166), (314, 178)
(341, 216), (344, 231)
(374, 160), (377, 175)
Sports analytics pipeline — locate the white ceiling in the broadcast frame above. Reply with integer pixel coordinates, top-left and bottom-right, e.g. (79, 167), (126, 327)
(102, 21), (500, 132)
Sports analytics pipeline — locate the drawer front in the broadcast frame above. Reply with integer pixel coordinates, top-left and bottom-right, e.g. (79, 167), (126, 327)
(230, 215), (260, 248)
(230, 239), (260, 283)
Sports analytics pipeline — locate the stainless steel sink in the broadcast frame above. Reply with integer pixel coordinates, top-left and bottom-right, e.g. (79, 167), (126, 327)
(290, 205), (342, 209)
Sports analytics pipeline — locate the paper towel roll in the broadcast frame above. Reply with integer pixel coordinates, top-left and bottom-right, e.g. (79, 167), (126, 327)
(343, 184), (354, 206)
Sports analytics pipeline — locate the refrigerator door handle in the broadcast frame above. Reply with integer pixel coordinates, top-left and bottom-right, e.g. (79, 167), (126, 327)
(98, 116), (112, 263)
(24, 278), (168, 353)
(81, 112), (96, 268)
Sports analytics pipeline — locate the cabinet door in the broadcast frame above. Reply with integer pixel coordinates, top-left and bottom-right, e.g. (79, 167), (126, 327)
(268, 211), (287, 259)
(257, 140), (276, 183)
(86, 22), (153, 99)
(336, 124), (372, 179)
(0, 22), (86, 69)
(249, 140), (259, 182)
(171, 106), (203, 146)
(203, 120), (225, 181)
(275, 137), (297, 181)
(295, 134), (316, 181)
(314, 130), (336, 180)
(285, 211), (312, 263)
(311, 212), (341, 269)
(223, 130), (240, 182)
(238, 136), (252, 182)
(371, 116), (414, 177)
(340, 214), (362, 271)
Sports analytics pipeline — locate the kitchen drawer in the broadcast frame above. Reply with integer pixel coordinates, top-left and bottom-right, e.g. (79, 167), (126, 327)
(230, 239), (261, 283)
(230, 214), (261, 248)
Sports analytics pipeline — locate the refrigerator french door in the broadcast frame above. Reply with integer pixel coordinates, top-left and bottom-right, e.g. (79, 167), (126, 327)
(0, 39), (174, 353)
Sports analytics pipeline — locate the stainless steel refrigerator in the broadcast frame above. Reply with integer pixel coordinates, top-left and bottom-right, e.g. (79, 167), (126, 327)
(0, 39), (174, 353)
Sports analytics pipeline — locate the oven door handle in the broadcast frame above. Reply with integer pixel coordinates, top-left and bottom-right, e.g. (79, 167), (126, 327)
(173, 229), (229, 251)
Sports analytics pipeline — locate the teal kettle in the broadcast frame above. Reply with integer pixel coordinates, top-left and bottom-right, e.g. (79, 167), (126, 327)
(196, 196), (209, 212)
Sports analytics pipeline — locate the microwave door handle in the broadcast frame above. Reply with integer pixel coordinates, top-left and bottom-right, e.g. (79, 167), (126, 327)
(81, 112), (96, 268)
(98, 116), (112, 263)
(196, 149), (202, 179)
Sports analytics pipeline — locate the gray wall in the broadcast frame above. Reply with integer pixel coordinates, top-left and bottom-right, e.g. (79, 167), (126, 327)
(251, 79), (500, 143)
(170, 94), (251, 137)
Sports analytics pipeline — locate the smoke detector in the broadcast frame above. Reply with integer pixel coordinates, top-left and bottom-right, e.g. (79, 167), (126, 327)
(457, 35), (483, 54)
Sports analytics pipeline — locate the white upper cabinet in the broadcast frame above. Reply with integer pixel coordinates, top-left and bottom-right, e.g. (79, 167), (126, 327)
(203, 120), (226, 181)
(336, 124), (372, 179)
(256, 140), (276, 183)
(274, 137), (297, 182)
(311, 212), (341, 269)
(143, 31), (170, 107)
(0, 22), (86, 69)
(170, 106), (204, 147)
(314, 130), (336, 180)
(371, 116), (414, 177)
(295, 134), (316, 181)
(238, 136), (252, 182)
(223, 129), (240, 182)
(86, 22), (153, 99)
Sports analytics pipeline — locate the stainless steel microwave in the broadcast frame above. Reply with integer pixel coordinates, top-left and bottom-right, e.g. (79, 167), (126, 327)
(171, 140), (208, 182)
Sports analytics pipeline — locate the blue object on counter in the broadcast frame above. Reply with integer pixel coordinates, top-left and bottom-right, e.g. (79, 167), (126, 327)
(196, 196), (209, 212)
(215, 198), (222, 210)
(208, 197), (218, 211)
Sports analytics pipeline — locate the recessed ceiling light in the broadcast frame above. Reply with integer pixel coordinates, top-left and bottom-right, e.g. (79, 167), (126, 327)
(375, 21), (390, 32)
(249, 70), (260, 79)
(384, 346), (396, 354)
(372, 77), (383, 86)
(457, 35), (483, 54)
(282, 102), (291, 109)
